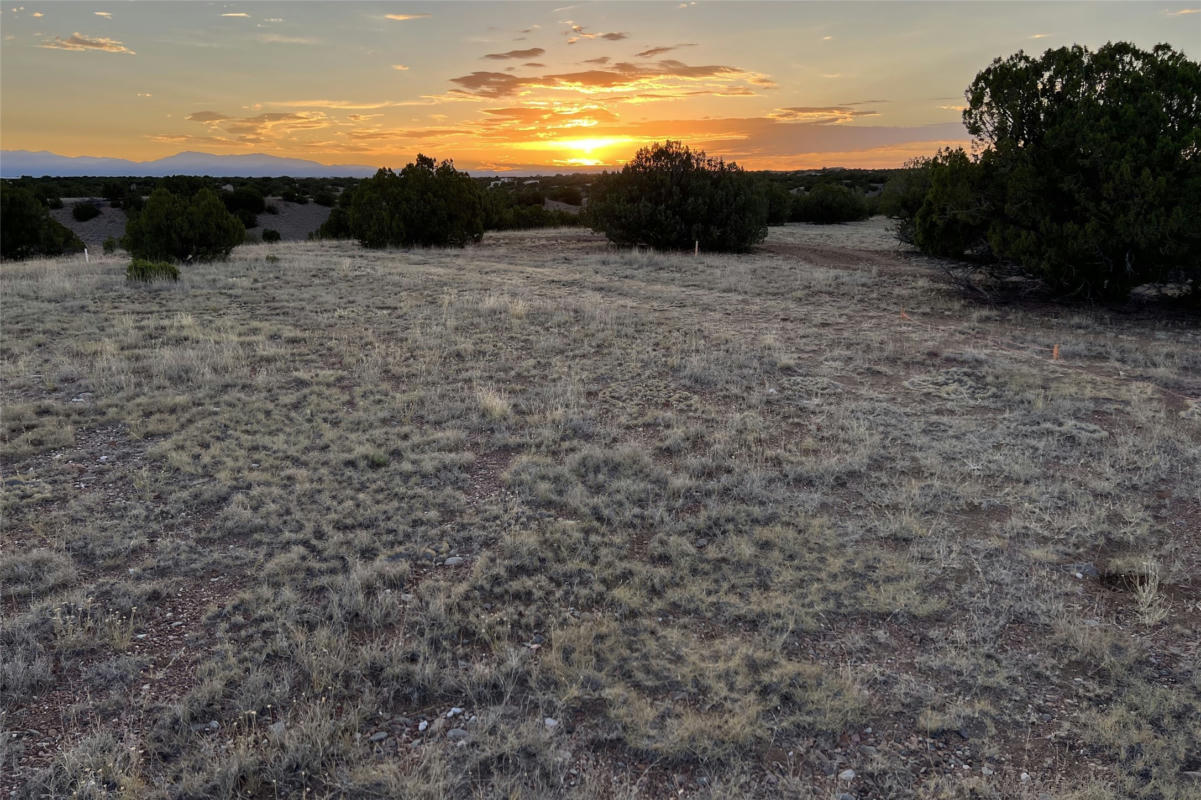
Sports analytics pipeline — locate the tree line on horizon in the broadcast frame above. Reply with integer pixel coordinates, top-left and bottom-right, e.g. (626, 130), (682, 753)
(2, 40), (1196, 301)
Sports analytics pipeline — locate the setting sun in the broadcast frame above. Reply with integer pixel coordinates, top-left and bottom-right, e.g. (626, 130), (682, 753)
(0, 1), (1193, 174)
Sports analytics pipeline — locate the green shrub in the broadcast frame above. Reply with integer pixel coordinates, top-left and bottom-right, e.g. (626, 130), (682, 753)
(346, 155), (485, 248)
(265, 203), (280, 215)
(126, 258), (180, 283)
(281, 188), (308, 205)
(762, 181), (793, 226)
(261, 228), (281, 243)
(548, 185), (583, 206)
(908, 42), (1201, 300)
(0, 185), (84, 260)
(102, 236), (118, 255)
(72, 202), (102, 222)
(102, 181), (125, 204)
(124, 187), (244, 262)
(790, 183), (870, 224)
(481, 188), (582, 231)
(121, 192), (144, 214)
(912, 149), (992, 259)
(878, 158), (933, 244)
(314, 206), (352, 240)
(185, 187), (246, 260)
(313, 191), (336, 207)
(588, 141), (768, 252)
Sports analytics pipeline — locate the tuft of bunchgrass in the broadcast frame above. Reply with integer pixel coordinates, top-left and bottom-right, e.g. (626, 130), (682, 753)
(126, 258), (180, 283)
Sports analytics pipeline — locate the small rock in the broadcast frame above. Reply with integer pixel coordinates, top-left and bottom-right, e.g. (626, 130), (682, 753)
(544, 717), (559, 731)
(369, 731), (388, 743)
(838, 769), (856, 781)
(1020, 772), (1031, 782)
(981, 765), (994, 776)
(695, 539), (708, 548)
(208, 721), (219, 731)
(268, 721), (286, 736)
(958, 717), (987, 740)
(418, 720), (428, 732)
(838, 794), (856, 800)
(444, 556), (465, 566)
(1066, 562), (1099, 579)
(447, 707), (464, 718)
(531, 633), (546, 645)
(447, 728), (469, 741)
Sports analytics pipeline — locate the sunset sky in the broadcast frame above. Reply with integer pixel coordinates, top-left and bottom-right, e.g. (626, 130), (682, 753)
(1, 1), (1196, 172)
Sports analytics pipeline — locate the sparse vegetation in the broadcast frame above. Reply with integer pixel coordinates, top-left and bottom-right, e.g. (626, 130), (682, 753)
(261, 228), (281, 243)
(2, 221), (1197, 798)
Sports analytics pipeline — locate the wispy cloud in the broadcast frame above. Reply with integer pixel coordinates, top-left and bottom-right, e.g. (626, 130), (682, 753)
(31, 10), (42, 16)
(94, 11), (112, 19)
(385, 13), (431, 21)
(484, 47), (545, 60)
(769, 106), (880, 124)
(634, 44), (695, 58)
(583, 56), (610, 65)
(222, 12), (250, 18)
(1164, 8), (1199, 14)
(40, 32), (134, 54)
(187, 111), (232, 123)
(257, 33), (319, 45)
(565, 24), (628, 44)
(392, 64), (410, 71)
(1029, 33), (1051, 39)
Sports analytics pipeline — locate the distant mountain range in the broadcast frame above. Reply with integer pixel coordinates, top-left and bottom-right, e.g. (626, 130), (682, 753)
(1, 150), (379, 178)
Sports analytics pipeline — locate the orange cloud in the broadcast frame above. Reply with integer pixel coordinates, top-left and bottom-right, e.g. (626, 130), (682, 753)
(385, 13), (431, 21)
(40, 32), (134, 54)
(450, 59), (764, 98)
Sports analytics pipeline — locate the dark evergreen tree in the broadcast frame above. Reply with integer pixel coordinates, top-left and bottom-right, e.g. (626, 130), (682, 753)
(0, 184), (84, 260)
(124, 187), (243, 262)
(346, 156), (484, 248)
(790, 183), (870, 224)
(963, 42), (1200, 299)
(588, 141), (768, 251)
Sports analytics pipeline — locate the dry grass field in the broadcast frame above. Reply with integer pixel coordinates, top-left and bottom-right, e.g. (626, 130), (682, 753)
(2, 219), (1199, 799)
